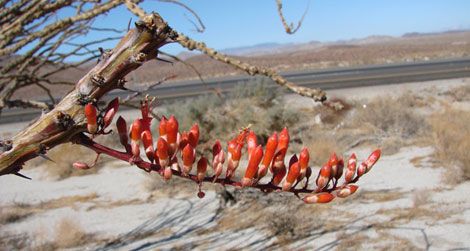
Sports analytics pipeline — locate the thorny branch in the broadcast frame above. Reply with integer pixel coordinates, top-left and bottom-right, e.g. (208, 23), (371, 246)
(125, 3), (327, 102)
(276, 0), (309, 34)
(0, 2), (346, 195)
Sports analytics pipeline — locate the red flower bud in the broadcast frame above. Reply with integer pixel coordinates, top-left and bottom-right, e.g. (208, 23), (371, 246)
(345, 153), (357, 183)
(365, 149), (381, 172)
(197, 156), (208, 182)
(163, 157), (176, 181)
(303, 192), (335, 204)
(298, 148), (309, 181)
(316, 163), (332, 191)
(335, 158), (344, 180)
(73, 162), (91, 170)
(159, 116), (167, 139)
(336, 184), (359, 198)
(166, 115), (178, 145)
(258, 132), (278, 179)
(357, 162), (367, 178)
(84, 103), (97, 134)
(188, 123), (199, 148)
(241, 145), (263, 187)
(116, 116), (129, 151)
(140, 96), (152, 131)
(182, 144), (195, 175)
(271, 148), (287, 175)
(156, 137), (169, 168)
(246, 130), (257, 159)
(283, 161), (300, 191)
(212, 140), (225, 181)
(277, 127), (289, 153)
(179, 131), (189, 150)
(226, 141), (242, 180)
(130, 119), (142, 157)
(271, 164), (286, 186)
(328, 152), (339, 178)
(141, 130), (154, 162)
(103, 98), (119, 128)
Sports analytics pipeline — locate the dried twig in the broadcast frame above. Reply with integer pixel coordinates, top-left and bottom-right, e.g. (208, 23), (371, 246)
(275, 0), (309, 34)
(158, 0), (205, 33)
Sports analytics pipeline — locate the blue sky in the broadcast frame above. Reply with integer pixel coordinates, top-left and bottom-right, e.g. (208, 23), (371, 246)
(60, 0), (470, 57)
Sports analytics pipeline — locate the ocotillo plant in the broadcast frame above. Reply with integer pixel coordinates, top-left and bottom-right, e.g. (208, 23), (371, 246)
(0, 12), (380, 205)
(74, 96), (381, 204)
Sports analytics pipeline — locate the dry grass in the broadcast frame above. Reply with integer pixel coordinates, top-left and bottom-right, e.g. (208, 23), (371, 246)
(0, 193), (97, 229)
(443, 83), (470, 102)
(52, 218), (91, 248)
(428, 109), (470, 183)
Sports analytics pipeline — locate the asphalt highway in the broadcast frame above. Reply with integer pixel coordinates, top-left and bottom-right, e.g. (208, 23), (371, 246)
(1, 57), (469, 124)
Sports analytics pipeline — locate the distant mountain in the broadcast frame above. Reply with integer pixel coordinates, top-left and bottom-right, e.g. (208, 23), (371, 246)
(403, 29), (470, 38)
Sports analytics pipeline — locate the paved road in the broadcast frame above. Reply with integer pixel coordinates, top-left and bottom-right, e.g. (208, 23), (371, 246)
(1, 57), (469, 124)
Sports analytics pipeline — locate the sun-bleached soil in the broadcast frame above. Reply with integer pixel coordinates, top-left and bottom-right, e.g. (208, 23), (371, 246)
(1, 78), (470, 250)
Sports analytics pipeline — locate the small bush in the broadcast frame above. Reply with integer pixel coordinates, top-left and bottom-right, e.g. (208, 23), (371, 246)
(350, 94), (425, 139)
(166, 78), (301, 149)
(428, 109), (470, 183)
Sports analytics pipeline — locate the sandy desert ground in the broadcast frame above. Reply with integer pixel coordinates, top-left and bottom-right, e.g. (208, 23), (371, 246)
(1, 78), (469, 250)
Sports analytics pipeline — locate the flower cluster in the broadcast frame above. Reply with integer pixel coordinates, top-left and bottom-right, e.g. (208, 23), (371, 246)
(81, 97), (381, 204)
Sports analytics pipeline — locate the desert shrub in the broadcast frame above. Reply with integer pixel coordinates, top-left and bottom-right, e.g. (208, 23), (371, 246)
(345, 93), (427, 154)
(166, 77), (301, 149)
(444, 83), (470, 102)
(428, 109), (470, 183)
(350, 94), (425, 138)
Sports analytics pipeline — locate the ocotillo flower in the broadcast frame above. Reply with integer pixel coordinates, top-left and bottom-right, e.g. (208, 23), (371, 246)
(335, 158), (344, 181)
(328, 153), (339, 178)
(197, 156), (208, 182)
(141, 130), (154, 162)
(182, 144), (195, 176)
(226, 139), (242, 179)
(271, 165), (286, 186)
(159, 116), (167, 140)
(277, 127), (289, 155)
(357, 162), (367, 178)
(103, 98), (119, 129)
(345, 153), (357, 183)
(164, 156), (176, 181)
(179, 131), (189, 150)
(258, 132), (277, 179)
(336, 185), (359, 198)
(156, 137), (169, 169)
(316, 163), (332, 191)
(85, 103), (97, 134)
(140, 96), (152, 131)
(129, 119), (142, 158)
(365, 149), (381, 173)
(271, 148), (287, 175)
(241, 145), (263, 187)
(283, 161), (300, 191)
(116, 116), (129, 151)
(302, 192), (335, 204)
(246, 130), (257, 159)
(298, 148), (309, 181)
(166, 115), (179, 155)
(188, 123), (199, 148)
(212, 140), (225, 181)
